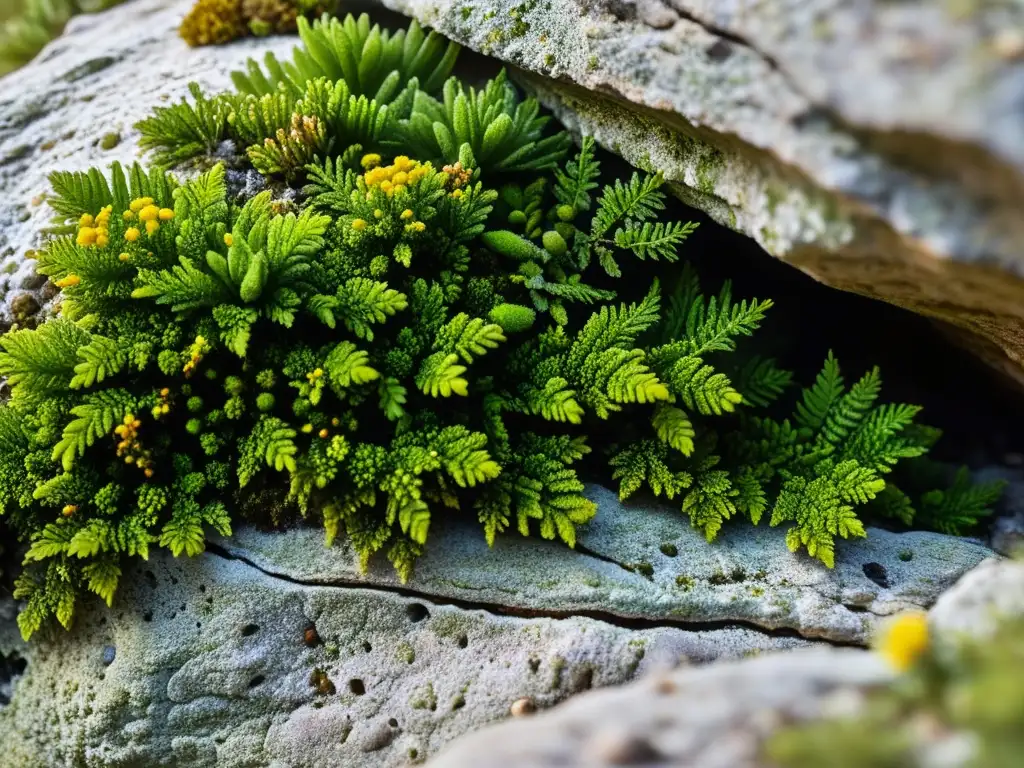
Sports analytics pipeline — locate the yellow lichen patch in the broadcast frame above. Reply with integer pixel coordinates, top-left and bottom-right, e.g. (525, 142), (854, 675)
(179, 0), (247, 47)
(874, 611), (930, 672)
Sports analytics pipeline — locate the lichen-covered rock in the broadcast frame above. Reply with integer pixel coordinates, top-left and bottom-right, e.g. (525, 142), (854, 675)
(366, 0), (1024, 387)
(425, 556), (1024, 768)
(217, 485), (996, 646)
(0, 549), (810, 767)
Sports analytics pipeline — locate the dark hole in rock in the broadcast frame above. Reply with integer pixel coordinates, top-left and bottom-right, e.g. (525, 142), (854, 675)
(862, 562), (891, 588)
(405, 603), (429, 623)
(142, 610), (153, 623)
(349, 678), (366, 695)
(249, 675), (265, 689)
(528, 658), (541, 674)
(0, 651), (28, 706)
(361, 641), (372, 653)
(143, 570), (157, 589)
(457, 634), (468, 649)
(706, 39), (733, 62)
(241, 623), (260, 637)
(388, 718), (399, 728)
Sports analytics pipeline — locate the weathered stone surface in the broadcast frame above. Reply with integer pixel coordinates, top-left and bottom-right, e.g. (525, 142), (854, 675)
(0, 549), (810, 767)
(425, 556), (1024, 768)
(217, 485), (996, 646)
(367, 0), (1024, 386)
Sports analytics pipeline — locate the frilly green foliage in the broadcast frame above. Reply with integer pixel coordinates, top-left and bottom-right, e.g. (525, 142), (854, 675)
(0, 14), (1002, 640)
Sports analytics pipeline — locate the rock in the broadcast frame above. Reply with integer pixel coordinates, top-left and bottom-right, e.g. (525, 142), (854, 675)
(0, 549), (808, 766)
(425, 555), (1024, 768)
(426, 647), (894, 768)
(365, 0), (1024, 386)
(216, 484), (997, 646)
(987, 473), (1024, 556)
(928, 557), (1024, 640)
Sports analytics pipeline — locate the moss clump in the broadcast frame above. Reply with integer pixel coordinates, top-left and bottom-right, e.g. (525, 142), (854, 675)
(100, 132), (120, 150)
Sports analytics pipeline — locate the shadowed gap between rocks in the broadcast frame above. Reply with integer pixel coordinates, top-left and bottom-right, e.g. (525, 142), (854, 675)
(205, 544), (858, 647)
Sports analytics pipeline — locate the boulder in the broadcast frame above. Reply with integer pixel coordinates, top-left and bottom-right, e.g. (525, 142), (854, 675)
(368, 0), (1024, 387)
(0, 486), (999, 766)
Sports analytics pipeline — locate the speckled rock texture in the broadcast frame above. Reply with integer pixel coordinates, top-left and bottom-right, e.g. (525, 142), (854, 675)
(365, 0), (1024, 388)
(424, 556), (1024, 768)
(217, 484), (998, 646)
(0, 485), (999, 766)
(0, 548), (811, 767)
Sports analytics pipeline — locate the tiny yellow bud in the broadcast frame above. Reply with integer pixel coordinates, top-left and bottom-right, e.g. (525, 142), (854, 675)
(331, 417), (340, 427)
(224, 233), (234, 246)
(119, 252), (131, 262)
(55, 275), (81, 288)
(158, 208), (175, 221)
(76, 228), (98, 246)
(62, 504), (77, 517)
(95, 234), (109, 248)
(125, 227), (141, 242)
(123, 210), (135, 221)
(125, 455), (135, 464)
(451, 188), (463, 199)
(160, 388), (170, 397)
(313, 368), (323, 378)
(161, 404), (170, 414)
(195, 336), (206, 346)
(361, 153), (382, 170)
(401, 209), (414, 220)
(875, 611), (930, 672)
(130, 197), (153, 213)
(392, 171), (409, 186)
(413, 221), (426, 233)
(351, 218), (367, 231)
(79, 213), (94, 228)
(144, 468), (154, 478)
(374, 209), (383, 219)
(301, 423), (314, 434)
(145, 220), (160, 236)
(318, 428), (329, 439)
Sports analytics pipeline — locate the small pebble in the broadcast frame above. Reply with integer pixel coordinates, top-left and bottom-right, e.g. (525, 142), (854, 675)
(360, 721), (395, 753)
(101, 645), (116, 666)
(510, 697), (536, 717)
(303, 624), (320, 647)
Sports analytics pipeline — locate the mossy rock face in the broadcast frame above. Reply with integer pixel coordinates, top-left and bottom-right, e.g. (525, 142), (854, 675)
(367, 0), (1024, 388)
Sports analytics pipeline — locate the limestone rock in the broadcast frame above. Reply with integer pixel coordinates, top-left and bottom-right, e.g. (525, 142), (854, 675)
(928, 556), (1024, 640)
(0, 550), (810, 767)
(216, 484), (997, 646)
(367, 0), (1024, 386)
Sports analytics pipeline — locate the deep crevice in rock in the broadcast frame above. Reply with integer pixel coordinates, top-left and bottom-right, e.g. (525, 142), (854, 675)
(206, 543), (857, 648)
(0, 650), (27, 707)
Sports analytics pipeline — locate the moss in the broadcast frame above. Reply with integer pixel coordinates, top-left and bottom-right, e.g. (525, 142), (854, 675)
(694, 148), (724, 195)
(409, 681), (437, 710)
(396, 641), (415, 664)
(659, 542), (678, 557)
(675, 574), (695, 590)
(100, 133), (121, 151)
(543, 54), (555, 67)
(587, 55), (599, 71)
(550, 655), (566, 690)
(898, 549), (913, 562)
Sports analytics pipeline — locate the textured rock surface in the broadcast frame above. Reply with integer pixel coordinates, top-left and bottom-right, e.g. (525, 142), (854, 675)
(217, 484), (997, 646)
(0, 549), (810, 767)
(367, 0), (1024, 386)
(0, 485), (999, 766)
(425, 556), (1024, 768)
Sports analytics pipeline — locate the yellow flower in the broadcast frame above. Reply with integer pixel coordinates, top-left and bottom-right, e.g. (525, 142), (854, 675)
(301, 423), (314, 434)
(145, 220), (160, 236)
(138, 205), (161, 222)
(130, 197), (154, 213)
(400, 209), (414, 220)
(55, 275), (81, 288)
(875, 611), (930, 672)
(224, 233), (234, 246)
(123, 210), (135, 222)
(158, 208), (175, 221)
(62, 504), (77, 517)
(76, 227), (98, 246)
(361, 153), (382, 169)
(95, 234), (109, 248)
(96, 206), (112, 224)
(351, 218), (367, 231)
(125, 227), (141, 242)
(318, 428), (329, 439)
(79, 213), (94, 228)
(451, 188), (463, 199)
(119, 253), (131, 262)
(392, 171), (409, 186)
(373, 209), (383, 219)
